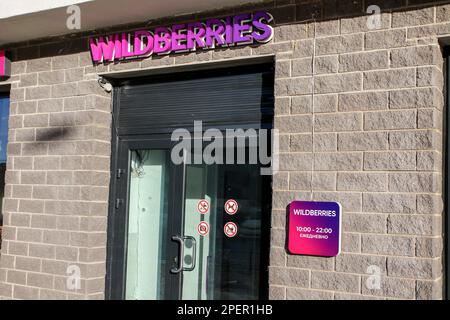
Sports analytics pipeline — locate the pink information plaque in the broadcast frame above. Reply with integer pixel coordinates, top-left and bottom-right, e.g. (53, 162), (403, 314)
(288, 201), (342, 257)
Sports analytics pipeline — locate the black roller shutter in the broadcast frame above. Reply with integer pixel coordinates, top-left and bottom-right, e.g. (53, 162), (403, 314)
(114, 63), (274, 136)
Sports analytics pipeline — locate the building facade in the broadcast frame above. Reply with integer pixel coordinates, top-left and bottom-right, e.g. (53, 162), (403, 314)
(0, 0), (448, 300)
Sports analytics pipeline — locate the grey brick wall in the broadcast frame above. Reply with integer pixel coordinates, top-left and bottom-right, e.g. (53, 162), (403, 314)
(0, 0), (448, 299)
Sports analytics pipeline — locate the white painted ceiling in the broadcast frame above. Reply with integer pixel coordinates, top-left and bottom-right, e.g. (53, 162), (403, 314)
(0, 0), (266, 45)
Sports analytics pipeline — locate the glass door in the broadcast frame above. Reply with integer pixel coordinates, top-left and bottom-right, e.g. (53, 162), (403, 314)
(107, 137), (271, 300)
(181, 146), (269, 300)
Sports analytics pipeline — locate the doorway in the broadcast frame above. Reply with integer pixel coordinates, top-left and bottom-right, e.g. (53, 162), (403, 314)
(105, 62), (274, 300)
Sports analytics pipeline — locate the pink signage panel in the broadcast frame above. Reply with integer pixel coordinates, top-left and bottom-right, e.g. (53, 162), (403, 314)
(89, 11), (274, 63)
(288, 201), (342, 257)
(0, 50), (11, 78)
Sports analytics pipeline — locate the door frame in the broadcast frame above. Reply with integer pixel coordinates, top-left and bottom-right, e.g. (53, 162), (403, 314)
(105, 136), (185, 300)
(104, 62), (274, 300)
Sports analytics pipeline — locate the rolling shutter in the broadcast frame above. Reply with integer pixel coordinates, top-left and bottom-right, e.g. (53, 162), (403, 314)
(115, 63), (274, 136)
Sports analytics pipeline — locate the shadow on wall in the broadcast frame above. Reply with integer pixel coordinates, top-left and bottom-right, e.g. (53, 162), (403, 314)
(3, 0), (450, 148)
(8, 0), (450, 63)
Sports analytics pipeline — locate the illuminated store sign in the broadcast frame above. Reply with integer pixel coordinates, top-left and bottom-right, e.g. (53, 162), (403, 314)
(89, 11), (273, 63)
(288, 201), (342, 257)
(0, 50), (11, 79)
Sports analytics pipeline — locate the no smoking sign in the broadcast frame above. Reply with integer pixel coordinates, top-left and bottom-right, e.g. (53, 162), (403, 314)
(224, 199), (238, 215)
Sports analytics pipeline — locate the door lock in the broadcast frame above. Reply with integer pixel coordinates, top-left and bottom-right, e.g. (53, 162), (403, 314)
(115, 198), (124, 209)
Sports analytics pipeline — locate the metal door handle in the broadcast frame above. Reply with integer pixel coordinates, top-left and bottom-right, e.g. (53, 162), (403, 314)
(171, 235), (184, 274)
(183, 236), (196, 272)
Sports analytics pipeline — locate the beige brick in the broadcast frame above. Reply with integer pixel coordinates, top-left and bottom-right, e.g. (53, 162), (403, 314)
(7, 270), (27, 285)
(275, 23), (308, 42)
(391, 46), (442, 68)
(416, 237), (443, 258)
(339, 51), (389, 72)
(275, 115), (312, 133)
(392, 7), (434, 27)
(390, 130), (439, 150)
(417, 150), (441, 171)
(314, 192), (361, 212)
(314, 113), (362, 132)
(311, 271), (360, 293)
(290, 134), (312, 152)
(314, 55), (338, 74)
(416, 279), (443, 300)
(275, 77), (312, 96)
(362, 234), (415, 256)
(339, 91), (388, 112)
(43, 230), (71, 245)
(361, 276), (415, 299)
(287, 288), (333, 300)
(15, 257), (41, 272)
(39, 70), (65, 85)
(314, 152), (362, 170)
(389, 88), (443, 110)
(436, 4), (450, 22)
(336, 253), (386, 274)
(343, 213), (387, 233)
(312, 172), (336, 191)
(313, 94), (337, 113)
(292, 58), (312, 76)
(52, 54), (79, 70)
(364, 110), (416, 130)
(342, 233), (360, 253)
(314, 73), (362, 94)
(291, 96), (312, 114)
(417, 66), (443, 88)
(417, 194), (443, 215)
(26, 58), (51, 73)
(269, 267), (309, 287)
(315, 20), (340, 37)
(315, 34), (363, 55)
(13, 285), (40, 299)
(418, 109), (441, 130)
(341, 13), (390, 33)
(313, 133), (337, 151)
(38, 99), (64, 113)
(279, 153), (313, 171)
(29, 244), (56, 259)
(388, 215), (440, 236)
(387, 257), (440, 280)
(388, 172), (440, 193)
(289, 172), (311, 190)
(17, 101), (37, 114)
(338, 132), (388, 151)
(25, 86), (51, 100)
(365, 29), (407, 50)
(363, 193), (416, 214)
(337, 172), (387, 192)
(52, 83), (78, 98)
(287, 255), (334, 270)
(363, 69), (416, 90)
(65, 68), (84, 82)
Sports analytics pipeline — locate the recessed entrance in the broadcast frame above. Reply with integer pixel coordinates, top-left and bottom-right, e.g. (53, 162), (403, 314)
(105, 63), (274, 300)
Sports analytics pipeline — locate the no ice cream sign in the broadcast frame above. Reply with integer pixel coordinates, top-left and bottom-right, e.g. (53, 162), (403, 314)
(288, 201), (342, 257)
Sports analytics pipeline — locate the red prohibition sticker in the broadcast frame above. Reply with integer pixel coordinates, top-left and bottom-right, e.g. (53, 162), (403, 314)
(224, 222), (238, 238)
(197, 200), (209, 214)
(198, 221), (209, 236)
(224, 199), (238, 215)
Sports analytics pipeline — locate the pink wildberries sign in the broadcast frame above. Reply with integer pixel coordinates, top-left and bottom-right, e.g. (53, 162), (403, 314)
(89, 12), (274, 63)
